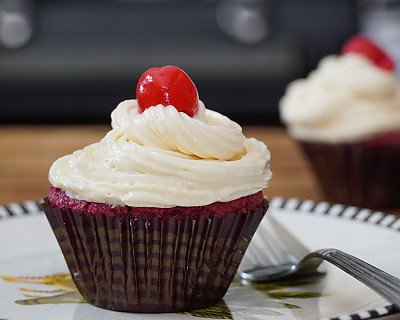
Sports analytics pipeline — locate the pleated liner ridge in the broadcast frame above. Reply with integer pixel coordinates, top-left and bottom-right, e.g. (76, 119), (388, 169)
(300, 140), (400, 208)
(41, 198), (268, 313)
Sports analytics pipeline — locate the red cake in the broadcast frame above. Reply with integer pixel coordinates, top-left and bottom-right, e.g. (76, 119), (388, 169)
(42, 65), (272, 313)
(48, 186), (265, 219)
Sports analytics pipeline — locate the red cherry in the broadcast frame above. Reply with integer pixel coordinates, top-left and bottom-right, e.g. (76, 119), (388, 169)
(136, 65), (199, 117)
(341, 35), (395, 71)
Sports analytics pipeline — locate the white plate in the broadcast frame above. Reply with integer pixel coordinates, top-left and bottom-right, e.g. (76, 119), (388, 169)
(0, 198), (399, 320)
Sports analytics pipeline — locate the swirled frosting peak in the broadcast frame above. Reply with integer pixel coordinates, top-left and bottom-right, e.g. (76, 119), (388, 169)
(280, 54), (400, 143)
(49, 100), (271, 208)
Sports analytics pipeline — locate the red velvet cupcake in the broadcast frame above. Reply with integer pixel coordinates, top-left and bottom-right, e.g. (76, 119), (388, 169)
(280, 35), (400, 209)
(42, 66), (272, 313)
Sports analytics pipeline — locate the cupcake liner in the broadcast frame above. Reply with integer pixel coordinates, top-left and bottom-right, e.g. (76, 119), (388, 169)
(41, 198), (268, 313)
(300, 140), (400, 209)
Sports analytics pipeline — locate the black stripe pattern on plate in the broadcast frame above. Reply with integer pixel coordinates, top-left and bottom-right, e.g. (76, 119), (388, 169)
(0, 200), (42, 219)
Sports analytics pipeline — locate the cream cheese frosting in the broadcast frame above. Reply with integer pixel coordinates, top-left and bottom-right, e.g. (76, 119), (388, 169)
(279, 54), (400, 143)
(49, 100), (272, 207)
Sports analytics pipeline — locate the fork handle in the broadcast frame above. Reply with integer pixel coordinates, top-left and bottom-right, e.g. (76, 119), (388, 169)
(300, 248), (400, 308)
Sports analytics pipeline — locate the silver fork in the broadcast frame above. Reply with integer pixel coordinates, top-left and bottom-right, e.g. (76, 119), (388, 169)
(239, 214), (400, 308)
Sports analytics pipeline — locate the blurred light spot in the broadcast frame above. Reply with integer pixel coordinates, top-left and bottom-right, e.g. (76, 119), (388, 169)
(0, 11), (32, 48)
(216, 0), (269, 45)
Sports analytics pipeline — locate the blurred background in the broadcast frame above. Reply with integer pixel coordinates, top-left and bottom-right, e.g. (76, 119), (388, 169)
(0, 0), (398, 125)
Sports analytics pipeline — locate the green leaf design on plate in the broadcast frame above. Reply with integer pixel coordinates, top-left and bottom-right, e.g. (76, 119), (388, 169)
(181, 301), (233, 319)
(239, 274), (326, 301)
(268, 291), (324, 300)
(15, 292), (85, 306)
(184, 274), (326, 319)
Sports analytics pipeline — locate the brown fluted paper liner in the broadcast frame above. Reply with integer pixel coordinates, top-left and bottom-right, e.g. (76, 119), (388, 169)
(41, 198), (268, 313)
(301, 140), (400, 209)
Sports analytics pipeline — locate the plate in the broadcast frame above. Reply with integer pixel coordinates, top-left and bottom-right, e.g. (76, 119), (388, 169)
(0, 198), (399, 320)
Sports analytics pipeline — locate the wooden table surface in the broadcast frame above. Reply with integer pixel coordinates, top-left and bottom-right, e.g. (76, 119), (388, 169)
(1, 125), (399, 319)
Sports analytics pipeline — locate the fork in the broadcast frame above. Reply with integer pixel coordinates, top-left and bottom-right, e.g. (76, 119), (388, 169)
(238, 214), (400, 308)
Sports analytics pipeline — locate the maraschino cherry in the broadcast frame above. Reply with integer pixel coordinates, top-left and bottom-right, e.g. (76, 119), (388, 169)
(136, 65), (199, 117)
(341, 35), (395, 71)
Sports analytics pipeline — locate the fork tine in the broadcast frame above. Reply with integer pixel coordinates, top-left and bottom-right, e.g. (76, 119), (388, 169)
(239, 212), (311, 272)
(256, 216), (292, 263)
(268, 214), (310, 261)
(239, 216), (279, 271)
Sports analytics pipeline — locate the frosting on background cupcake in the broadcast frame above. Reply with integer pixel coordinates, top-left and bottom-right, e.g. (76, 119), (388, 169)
(280, 54), (400, 143)
(49, 99), (271, 208)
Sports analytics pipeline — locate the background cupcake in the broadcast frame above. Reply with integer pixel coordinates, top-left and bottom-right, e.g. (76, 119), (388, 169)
(42, 66), (272, 313)
(279, 35), (400, 209)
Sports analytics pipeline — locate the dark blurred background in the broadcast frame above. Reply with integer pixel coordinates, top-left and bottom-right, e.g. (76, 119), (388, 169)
(1, 0), (393, 125)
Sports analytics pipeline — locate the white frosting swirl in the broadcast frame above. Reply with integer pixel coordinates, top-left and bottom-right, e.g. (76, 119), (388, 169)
(49, 100), (271, 207)
(279, 54), (400, 143)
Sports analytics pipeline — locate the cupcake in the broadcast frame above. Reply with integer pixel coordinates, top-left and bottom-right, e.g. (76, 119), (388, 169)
(41, 65), (272, 313)
(279, 35), (400, 209)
